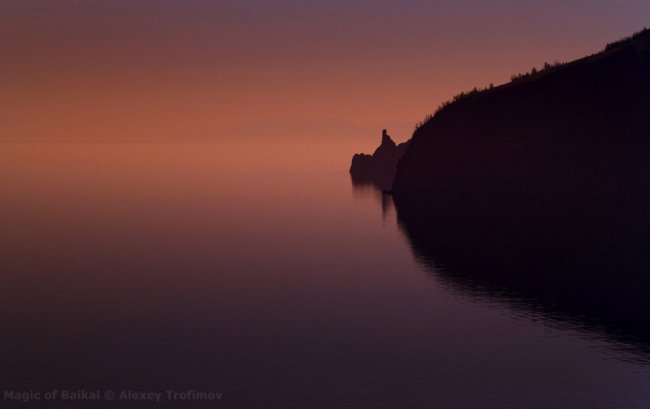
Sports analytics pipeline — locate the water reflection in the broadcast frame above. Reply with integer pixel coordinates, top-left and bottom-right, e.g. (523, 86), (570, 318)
(1, 141), (649, 408)
(350, 172), (395, 220)
(352, 175), (650, 357)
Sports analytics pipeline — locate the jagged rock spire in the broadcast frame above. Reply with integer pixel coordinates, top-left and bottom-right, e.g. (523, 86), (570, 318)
(381, 129), (396, 148)
(349, 129), (410, 182)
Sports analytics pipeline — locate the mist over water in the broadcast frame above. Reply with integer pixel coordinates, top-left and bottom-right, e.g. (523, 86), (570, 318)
(1, 138), (649, 408)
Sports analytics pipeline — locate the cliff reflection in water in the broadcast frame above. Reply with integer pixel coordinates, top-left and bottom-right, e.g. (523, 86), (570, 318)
(353, 174), (650, 353)
(397, 198), (650, 352)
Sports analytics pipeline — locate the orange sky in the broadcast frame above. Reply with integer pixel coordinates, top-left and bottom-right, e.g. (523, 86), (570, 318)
(2, 1), (648, 142)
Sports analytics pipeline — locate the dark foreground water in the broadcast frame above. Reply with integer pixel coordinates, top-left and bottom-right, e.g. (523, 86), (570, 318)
(1, 140), (649, 408)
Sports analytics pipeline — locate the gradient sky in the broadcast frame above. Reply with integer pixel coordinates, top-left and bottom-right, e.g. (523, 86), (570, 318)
(2, 0), (649, 141)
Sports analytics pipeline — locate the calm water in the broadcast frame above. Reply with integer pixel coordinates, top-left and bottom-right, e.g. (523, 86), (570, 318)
(1, 139), (650, 408)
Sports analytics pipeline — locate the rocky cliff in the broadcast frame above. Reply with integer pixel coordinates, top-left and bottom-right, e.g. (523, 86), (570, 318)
(350, 129), (409, 175)
(392, 29), (650, 206)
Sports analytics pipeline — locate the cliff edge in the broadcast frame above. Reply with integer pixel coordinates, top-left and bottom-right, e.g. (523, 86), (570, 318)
(392, 29), (650, 206)
(350, 129), (410, 173)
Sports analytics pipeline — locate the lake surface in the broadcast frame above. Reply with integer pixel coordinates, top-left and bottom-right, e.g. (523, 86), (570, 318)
(1, 139), (649, 408)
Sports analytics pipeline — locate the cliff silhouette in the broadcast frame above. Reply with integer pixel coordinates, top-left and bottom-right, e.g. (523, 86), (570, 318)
(349, 129), (410, 190)
(350, 29), (650, 199)
(392, 28), (650, 203)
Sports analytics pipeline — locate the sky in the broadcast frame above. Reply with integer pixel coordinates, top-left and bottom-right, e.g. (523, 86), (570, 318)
(1, 0), (649, 142)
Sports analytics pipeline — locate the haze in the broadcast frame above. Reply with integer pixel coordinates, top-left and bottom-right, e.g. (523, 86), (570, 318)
(2, 0), (648, 142)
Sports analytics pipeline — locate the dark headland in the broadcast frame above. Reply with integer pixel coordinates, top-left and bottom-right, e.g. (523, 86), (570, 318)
(351, 28), (650, 349)
(350, 129), (410, 191)
(350, 129), (410, 174)
(351, 28), (650, 203)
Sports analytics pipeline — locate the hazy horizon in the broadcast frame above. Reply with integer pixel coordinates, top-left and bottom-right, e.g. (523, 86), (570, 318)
(2, 0), (649, 142)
